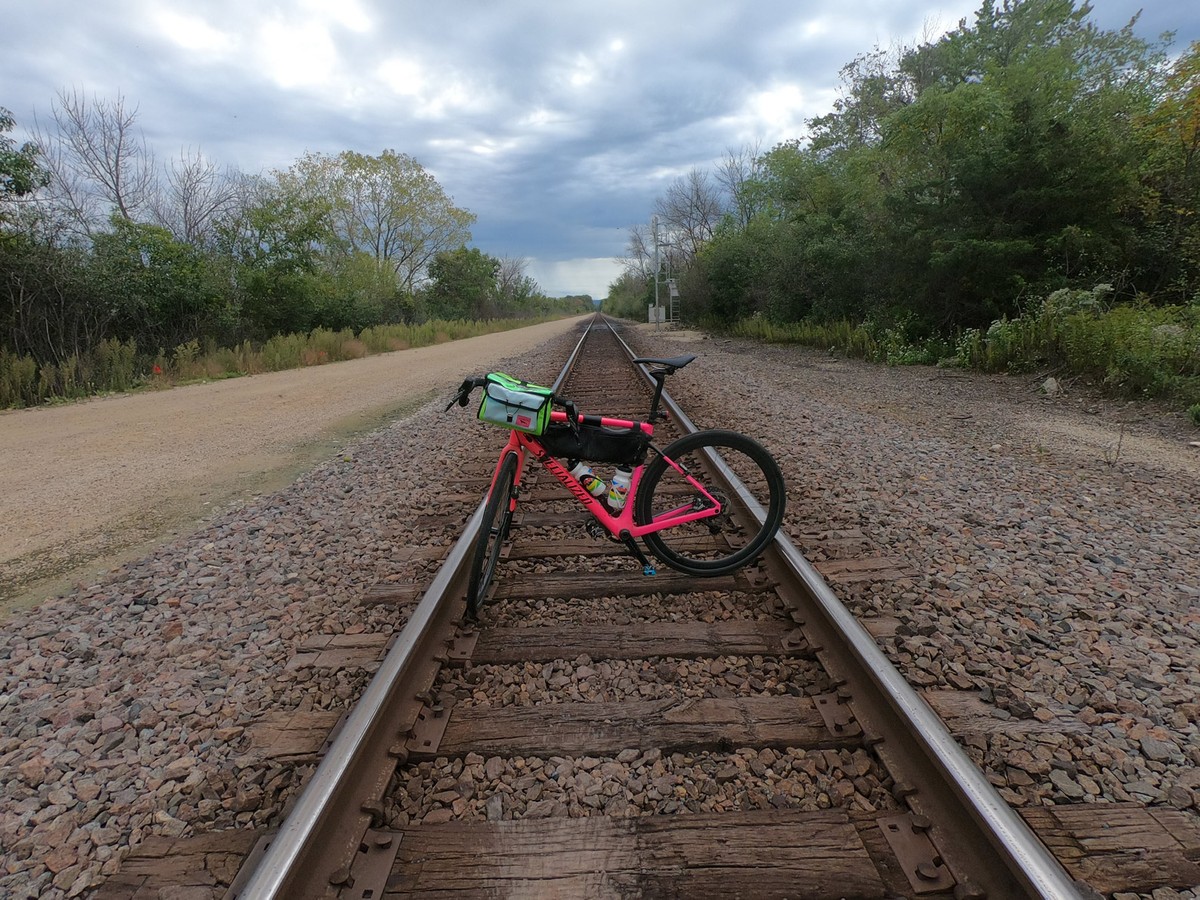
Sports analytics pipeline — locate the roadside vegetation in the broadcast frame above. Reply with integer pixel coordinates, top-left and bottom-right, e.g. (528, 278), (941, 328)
(604, 0), (1200, 422)
(0, 317), (570, 408)
(729, 285), (1200, 417)
(0, 106), (591, 409)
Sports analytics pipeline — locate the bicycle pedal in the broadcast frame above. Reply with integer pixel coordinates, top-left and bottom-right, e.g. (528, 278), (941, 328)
(642, 565), (656, 576)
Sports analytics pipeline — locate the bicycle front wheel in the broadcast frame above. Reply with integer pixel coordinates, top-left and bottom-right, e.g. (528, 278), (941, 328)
(467, 451), (519, 617)
(635, 429), (785, 576)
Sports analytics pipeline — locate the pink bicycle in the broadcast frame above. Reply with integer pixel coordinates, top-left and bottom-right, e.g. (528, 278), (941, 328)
(447, 354), (786, 617)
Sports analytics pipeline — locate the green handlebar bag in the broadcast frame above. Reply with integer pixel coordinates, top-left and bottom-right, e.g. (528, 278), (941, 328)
(477, 372), (553, 435)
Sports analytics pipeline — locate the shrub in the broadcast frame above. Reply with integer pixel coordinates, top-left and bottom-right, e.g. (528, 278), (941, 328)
(341, 338), (368, 359)
(261, 333), (305, 371)
(172, 339), (204, 379)
(942, 286), (1200, 411)
(93, 338), (139, 392)
(0, 349), (40, 408)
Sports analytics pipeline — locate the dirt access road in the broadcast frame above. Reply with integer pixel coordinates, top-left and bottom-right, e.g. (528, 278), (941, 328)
(0, 316), (587, 619)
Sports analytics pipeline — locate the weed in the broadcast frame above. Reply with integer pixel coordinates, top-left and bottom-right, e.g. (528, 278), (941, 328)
(1103, 425), (1126, 468)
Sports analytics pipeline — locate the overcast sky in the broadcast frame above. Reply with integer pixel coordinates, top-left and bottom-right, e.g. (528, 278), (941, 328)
(3, 1), (1194, 298)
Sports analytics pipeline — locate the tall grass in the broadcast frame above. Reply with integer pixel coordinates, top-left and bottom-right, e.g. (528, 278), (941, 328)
(1, 338), (141, 408)
(728, 315), (953, 364)
(731, 317), (878, 357)
(1, 316), (563, 410)
(953, 288), (1200, 407)
(724, 286), (1200, 416)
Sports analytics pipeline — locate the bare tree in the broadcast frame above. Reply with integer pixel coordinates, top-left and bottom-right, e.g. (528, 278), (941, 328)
(152, 148), (243, 245)
(622, 222), (654, 279)
(33, 89), (158, 237)
(654, 168), (724, 261)
(716, 142), (766, 230)
(497, 255), (537, 300)
(27, 119), (102, 242)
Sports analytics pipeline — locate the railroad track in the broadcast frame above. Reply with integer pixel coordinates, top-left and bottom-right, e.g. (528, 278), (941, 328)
(96, 315), (1198, 898)
(217, 315), (1072, 899)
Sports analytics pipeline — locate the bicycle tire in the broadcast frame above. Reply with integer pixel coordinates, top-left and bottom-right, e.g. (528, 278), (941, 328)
(467, 451), (519, 617)
(635, 429), (786, 576)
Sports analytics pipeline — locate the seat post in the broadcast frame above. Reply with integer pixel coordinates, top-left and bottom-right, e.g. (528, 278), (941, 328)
(633, 355), (695, 422)
(647, 371), (667, 421)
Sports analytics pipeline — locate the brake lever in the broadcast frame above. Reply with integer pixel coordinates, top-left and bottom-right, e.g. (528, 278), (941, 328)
(446, 378), (479, 412)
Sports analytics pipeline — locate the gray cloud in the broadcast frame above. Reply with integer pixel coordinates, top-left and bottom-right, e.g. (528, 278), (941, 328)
(3, 0), (1194, 297)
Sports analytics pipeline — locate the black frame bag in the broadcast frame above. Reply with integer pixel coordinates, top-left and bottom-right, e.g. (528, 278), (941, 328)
(538, 422), (649, 466)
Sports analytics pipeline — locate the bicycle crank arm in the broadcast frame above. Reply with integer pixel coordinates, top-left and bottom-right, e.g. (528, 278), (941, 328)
(619, 531), (657, 576)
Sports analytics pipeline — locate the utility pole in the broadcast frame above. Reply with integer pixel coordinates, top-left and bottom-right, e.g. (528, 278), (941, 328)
(650, 216), (679, 327)
(651, 215), (662, 328)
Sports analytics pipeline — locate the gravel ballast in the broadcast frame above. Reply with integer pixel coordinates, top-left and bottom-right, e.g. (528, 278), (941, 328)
(1, 321), (1198, 897)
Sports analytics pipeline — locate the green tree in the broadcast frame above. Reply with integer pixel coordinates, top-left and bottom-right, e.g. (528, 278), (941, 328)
(602, 271), (652, 320)
(875, 0), (1165, 326)
(1129, 42), (1200, 302)
(694, 139), (885, 325)
(808, 48), (916, 154)
(423, 247), (500, 319)
(675, 0), (1179, 334)
(215, 179), (336, 338)
(0, 107), (49, 211)
(277, 149), (475, 293)
(92, 218), (227, 349)
(330, 251), (417, 327)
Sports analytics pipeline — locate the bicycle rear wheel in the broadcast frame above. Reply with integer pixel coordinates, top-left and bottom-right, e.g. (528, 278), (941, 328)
(467, 451), (519, 617)
(635, 429), (785, 576)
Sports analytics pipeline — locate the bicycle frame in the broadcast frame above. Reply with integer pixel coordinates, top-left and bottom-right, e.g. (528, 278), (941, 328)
(485, 409), (723, 540)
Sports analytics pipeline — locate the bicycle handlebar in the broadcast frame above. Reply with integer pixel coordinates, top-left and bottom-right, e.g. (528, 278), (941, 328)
(449, 355), (692, 417)
(444, 376), (485, 411)
(444, 377), (579, 427)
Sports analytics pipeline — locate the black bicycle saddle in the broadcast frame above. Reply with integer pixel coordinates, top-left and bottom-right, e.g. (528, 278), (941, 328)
(631, 354), (696, 372)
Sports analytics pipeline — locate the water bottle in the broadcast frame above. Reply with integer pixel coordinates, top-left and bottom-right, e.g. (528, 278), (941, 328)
(608, 466), (633, 511)
(568, 459), (607, 498)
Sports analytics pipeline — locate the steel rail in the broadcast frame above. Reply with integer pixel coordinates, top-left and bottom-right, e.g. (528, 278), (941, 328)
(606, 314), (1084, 898)
(235, 316), (597, 900)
